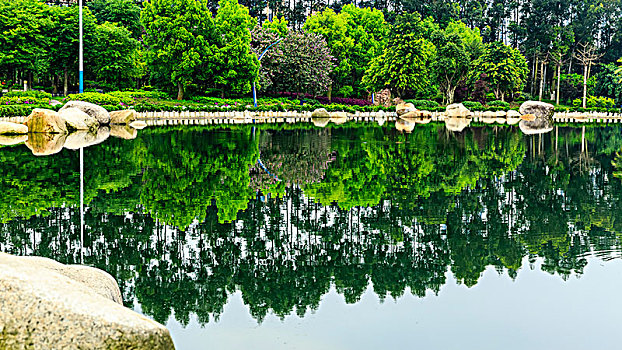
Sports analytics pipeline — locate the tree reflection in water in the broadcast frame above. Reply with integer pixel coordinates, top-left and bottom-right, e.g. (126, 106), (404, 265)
(1, 123), (622, 325)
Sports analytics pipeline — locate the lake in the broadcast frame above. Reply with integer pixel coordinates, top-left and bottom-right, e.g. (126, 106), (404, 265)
(2, 121), (622, 349)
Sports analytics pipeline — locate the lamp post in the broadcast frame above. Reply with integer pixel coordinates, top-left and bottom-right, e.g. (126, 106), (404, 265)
(253, 38), (283, 108)
(79, 0), (84, 93)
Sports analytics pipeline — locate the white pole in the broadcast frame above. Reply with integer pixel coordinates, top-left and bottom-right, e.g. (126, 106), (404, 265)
(79, 0), (84, 93)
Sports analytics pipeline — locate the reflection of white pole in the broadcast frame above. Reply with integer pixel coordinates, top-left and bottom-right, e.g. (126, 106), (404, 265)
(80, 147), (84, 264)
(79, 0), (84, 93)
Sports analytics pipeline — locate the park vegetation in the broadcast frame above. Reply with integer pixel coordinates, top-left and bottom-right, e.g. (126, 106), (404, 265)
(1, 0), (622, 109)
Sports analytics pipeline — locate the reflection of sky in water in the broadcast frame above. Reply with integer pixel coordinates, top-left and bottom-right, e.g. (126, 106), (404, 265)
(165, 257), (622, 350)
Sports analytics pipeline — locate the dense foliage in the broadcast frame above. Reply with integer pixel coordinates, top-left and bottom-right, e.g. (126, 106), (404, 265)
(0, 0), (621, 104)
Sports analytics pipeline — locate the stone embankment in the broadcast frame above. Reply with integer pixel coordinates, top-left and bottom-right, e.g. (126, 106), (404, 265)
(2, 104), (621, 127)
(0, 253), (175, 349)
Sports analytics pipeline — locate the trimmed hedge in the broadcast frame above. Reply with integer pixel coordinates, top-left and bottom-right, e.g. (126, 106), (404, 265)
(4, 90), (52, 99)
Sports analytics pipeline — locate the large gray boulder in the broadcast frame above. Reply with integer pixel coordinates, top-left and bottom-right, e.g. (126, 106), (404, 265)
(519, 101), (554, 120)
(59, 107), (99, 131)
(0, 253), (175, 350)
(0, 121), (28, 135)
(25, 108), (68, 134)
(311, 108), (329, 118)
(518, 101), (555, 135)
(395, 102), (417, 116)
(446, 103), (472, 118)
(60, 100), (111, 125)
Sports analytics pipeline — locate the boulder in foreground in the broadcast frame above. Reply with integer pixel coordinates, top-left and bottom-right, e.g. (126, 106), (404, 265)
(519, 100), (554, 120)
(60, 100), (111, 125)
(25, 109), (68, 134)
(0, 253), (175, 350)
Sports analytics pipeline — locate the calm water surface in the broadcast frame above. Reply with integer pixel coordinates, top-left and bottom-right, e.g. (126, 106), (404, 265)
(2, 122), (622, 349)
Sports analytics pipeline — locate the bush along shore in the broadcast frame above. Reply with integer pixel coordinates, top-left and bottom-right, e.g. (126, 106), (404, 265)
(1, 91), (621, 122)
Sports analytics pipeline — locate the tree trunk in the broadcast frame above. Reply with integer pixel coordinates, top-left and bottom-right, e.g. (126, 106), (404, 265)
(63, 68), (68, 96)
(582, 64), (587, 108)
(177, 82), (184, 100)
(538, 61), (545, 101)
(556, 63), (561, 105)
(327, 83), (332, 104)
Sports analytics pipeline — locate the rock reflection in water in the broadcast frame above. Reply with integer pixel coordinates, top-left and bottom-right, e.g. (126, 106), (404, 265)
(444, 117), (472, 132)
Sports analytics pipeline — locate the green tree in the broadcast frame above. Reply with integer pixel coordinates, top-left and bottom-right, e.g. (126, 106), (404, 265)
(141, 0), (216, 100)
(48, 5), (98, 95)
(87, 0), (143, 38)
(303, 5), (388, 98)
(468, 41), (528, 101)
(431, 29), (470, 104)
(91, 22), (143, 89)
(615, 58), (622, 83)
(209, 0), (259, 97)
(362, 13), (437, 98)
(0, 0), (53, 90)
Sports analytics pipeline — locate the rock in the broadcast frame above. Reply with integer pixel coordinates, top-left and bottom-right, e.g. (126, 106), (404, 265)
(494, 118), (506, 124)
(59, 107), (99, 131)
(0, 121), (28, 135)
(400, 115), (431, 124)
(6, 255), (122, 304)
(482, 111), (496, 118)
(0, 134), (28, 146)
(49, 100), (62, 106)
(507, 110), (521, 118)
(311, 108), (330, 118)
(521, 114), (536, 121)
(25, 133), (67, 156)
(446, 103), (472, 118)
(129, 120), (148, 129)
(445, 117), (472, 132)
(519, 101), (554, 119)
(395, 119), (415, 133)
(507, 117), (521, 125)
(374, 89), (392, 107)
(482, 116), (496, 124)
(496, 110), (507, 117)
(311, 117), (330, 128)
(392, 97), (405, 106)
(111, 124), (138, 140)
(519, 117), (554, 135)
(25, 108), (68, 134)
(0, 253), (175, 350)
(110, 110), (137, 125)
(60, 100), (110, 125)
(396, 102), (417, 116)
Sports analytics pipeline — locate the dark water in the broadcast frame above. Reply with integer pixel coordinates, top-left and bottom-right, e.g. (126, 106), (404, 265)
(2, 122), (622, 349)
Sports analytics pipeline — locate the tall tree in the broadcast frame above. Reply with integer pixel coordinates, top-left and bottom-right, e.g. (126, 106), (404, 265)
(209, 0), (259, 97)
(303, 5), (388, 99)
(362, 13), (437, 98)
(141, 0), (216, 100)
(468, 41), (528, 101)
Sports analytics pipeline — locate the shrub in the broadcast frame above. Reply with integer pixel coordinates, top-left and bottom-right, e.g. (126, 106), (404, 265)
(573, 96), (616, 108)
(4, 90), (52, 99)
(462, 101), (484, 111)
(0, 96), (50, 105)
(487, 100), (510, 108)
(63, 92), (121, 106)
(406, 99), (439, 110)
